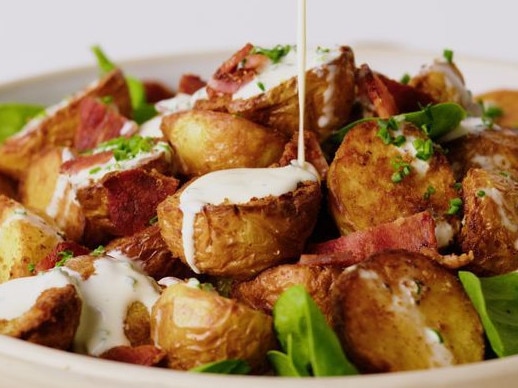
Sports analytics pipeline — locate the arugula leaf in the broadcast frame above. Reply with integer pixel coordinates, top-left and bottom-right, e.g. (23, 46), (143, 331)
(329, 102), (466, 145)
(91, 45), (157, 124)
(190, 359), (251, 375)
(0, 103), (44, 143)
(459, 271), (518, 357)
(268, 285), (358, 377)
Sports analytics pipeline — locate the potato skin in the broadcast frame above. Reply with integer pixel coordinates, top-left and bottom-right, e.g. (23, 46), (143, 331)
(231, 263), (343, 326)
(158, 180), (322, 278)
(161, 110), (287, 177)
(0, 284), (81, 350)
(333, 250), (484, 373)
(476, 89), (518, 128)
(327, 120), (459, 234)
(460, 168), (518, 275)
(151, 282), (276, 371)
(227, 46), (356, 142)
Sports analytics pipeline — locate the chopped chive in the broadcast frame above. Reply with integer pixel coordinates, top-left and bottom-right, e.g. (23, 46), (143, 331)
(424, 185), (436, 200)
(92, 245), (105, 256)
(400, 73), (411, 84)
(257, 81), (266, 92)
(55, 250), (74, 267)
(89, 166), (102, 174)
(443, 49), (454, 63)
(446, 197), (463, 215)
(477, 190), (486, 198)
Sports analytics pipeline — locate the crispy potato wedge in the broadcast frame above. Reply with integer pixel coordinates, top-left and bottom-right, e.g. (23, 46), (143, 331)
(333, 250), (484, 373)
(158, 179), (321, 278)
(161, 109), (287, 177)
(226, 46), (356, 142)
(231, 263), (343, 326)
(151, 282), (276, 372)
(0, 69), (131, 180)
(460, 168), (518, 275)
(0, 195), (64, 283)
(0, 281), (81, 350)
(327, 120), (459, 238)
(476, 89), (518, 128)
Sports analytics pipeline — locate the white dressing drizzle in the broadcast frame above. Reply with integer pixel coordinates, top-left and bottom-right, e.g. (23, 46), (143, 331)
(478, 187), (518, 233)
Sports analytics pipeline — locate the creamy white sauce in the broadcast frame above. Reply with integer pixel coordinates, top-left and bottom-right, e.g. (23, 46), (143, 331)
(155, 88), (208, 115)
(46, 148), (76, 219)
(471, 153), (511, 171)
(0, 269), (74, 320)
(0, 206), (64, 243)
(317, 64), (337, 128)
(138, 115), (164, 138)
(438, 117), (495, 143)
(69, 257), (161, 356)
(232, 46), (341, 101)
(393, 132), (430, 176)
(434, 219), (455, 248)
(119, 120), (138, 136)
(179, 161), (318, 273)
(478, 187), (518, 232)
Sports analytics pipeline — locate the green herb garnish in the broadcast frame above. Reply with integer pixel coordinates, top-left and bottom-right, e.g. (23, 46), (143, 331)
(27, 263), (35, 274)
(477, 190), (486, 198)
(257, 81), (266, 92)
(390, 157), (412, 183)
(424, 185), (436, 200)
(400, 73), (411, 84)
(89, 166), (102, 175)
(95, 135), (154, 161)
(0, 103), (45, 143)
(251, 44), (291, 64)
(413, 138), (434, 161)
(148, 215), (158, 225)
(55, 250), (74, 267)
(446, 197), (463, 215)
(443, 48), (454, 63)
(92, 245), (105, 256)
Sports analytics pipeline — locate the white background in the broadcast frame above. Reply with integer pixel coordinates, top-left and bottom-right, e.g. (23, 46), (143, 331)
(0, 0), (516, 83)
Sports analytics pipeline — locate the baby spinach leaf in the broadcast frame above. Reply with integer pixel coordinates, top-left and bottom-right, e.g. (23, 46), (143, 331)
(459, 271), (518, 357)
(190, 359), (251, 375)
(0, 103), (44, 143)
(329, 102), (466, 145)
(268, 284), (358, 377)
(91, 45), (157, 124)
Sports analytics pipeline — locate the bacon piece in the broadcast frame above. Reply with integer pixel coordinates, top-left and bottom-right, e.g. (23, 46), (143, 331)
(356, 64), (398, 118)
(177, 74), (207, 95)
(207, 43), (259, 97)
(74, 97), (138, 152)
(278, 130), (329, 180)
(300, 211), (438, 266)
(100, 345), (166, 366)
(143, 80), (175, 103)
(35, 241), (91, 272)
(376, 72), (436, 113)
(60, 150), (113, 175)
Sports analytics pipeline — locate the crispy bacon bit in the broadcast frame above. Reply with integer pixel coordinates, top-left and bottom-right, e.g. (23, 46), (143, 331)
(35, 241), (90, 272)
(300, 211), (438, 267)
(60, 151), (113, 175)
(143, 80), (175, 103)
(207, 43), (266, 97)
(100, 345), (166, 366)
(278, 131), (329, 180)
(74, 97), (138, 152)
(356, 64), (399, 118)
(376, 72), (436, 113)
(177, 74), (207, 95)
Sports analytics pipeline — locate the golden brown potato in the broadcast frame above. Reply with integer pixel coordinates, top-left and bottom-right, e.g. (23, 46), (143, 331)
(333, 250), (484, 373)
(327, 120), (459, 237)
(20, 146), (84, 242)
(105, 224), (196, 280)
(476, 89), (518, 128)
(445, 128), (518, 180)
(151, 282), (276, 371)
(231, 263), (343, 326)
(460, 168), (518, 275)
(0, 282), (81, 350)
(161, 109), (288, 177)
(0, 69), (131, 180)
(0, 195), (64, 283)
(158, 179), (321, 278)
(225, 46), (356, 142)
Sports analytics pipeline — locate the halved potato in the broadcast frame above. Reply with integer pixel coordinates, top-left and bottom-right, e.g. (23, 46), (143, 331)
(0, 195), (64, 283)
(151, 282), (275, 371)
(333, 250), (484, 373)
(161, 109), (287, 177)
(476, 89), (518, 128)
(158, 178), (321, 279)
(0, 69), (131, 180)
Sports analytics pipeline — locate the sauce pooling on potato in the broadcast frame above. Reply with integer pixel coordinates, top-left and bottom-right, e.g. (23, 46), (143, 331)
(179, 162), (319, 273)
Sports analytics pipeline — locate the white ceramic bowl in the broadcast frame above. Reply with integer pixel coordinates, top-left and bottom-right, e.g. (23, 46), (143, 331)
(1, 45), (518, 387)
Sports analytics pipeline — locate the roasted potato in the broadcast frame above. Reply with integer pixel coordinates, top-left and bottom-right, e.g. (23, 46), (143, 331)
(214, 45), (356, 142)
(460, 168), (518, 275)
(161, 109), (287, 177)
(0, 195), (64, 283)
(151, 282), (276, 372)
(0, 277), (81, 350)
(0, 69), (131, 180)
(158, 179), (321, 278)
(333, 250), (484, 373)
(445, 127), (518, 180)
(476, 89), (518, 128)
(231, 263), (343, 326)
(105, 224), (196, 280)
(327, 120), (459, 238)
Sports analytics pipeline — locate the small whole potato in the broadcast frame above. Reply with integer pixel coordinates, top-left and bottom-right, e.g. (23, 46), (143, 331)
(161, 109), (288, 177)
(333, 250), (484, 373)
(151, 282), (276, 372)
